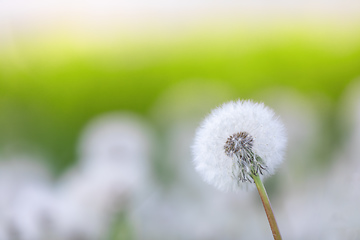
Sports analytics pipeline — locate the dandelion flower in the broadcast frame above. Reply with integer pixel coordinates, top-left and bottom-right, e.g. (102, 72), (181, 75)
(192, 100), (286, 192)
(192, 100), (286, 240)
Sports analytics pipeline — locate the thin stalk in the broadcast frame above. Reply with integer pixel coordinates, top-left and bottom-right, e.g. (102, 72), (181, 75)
(108, 211), (134, 240)
(251, 173), (282, 240)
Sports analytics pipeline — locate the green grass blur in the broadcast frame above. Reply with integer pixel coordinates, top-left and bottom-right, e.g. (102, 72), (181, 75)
(1, 22), (360, 172)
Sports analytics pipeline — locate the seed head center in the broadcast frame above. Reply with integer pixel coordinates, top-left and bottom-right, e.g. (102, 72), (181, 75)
(224, 132), (254, 157)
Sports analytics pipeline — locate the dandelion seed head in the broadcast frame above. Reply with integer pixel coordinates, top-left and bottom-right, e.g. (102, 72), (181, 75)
(192, 100), (287, 192)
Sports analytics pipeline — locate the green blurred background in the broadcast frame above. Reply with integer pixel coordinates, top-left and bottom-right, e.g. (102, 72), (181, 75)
(1, 1), (360, 175)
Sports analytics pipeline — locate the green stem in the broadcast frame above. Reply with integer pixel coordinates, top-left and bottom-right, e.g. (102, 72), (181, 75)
(108, 211), (134, 240)
(251, 173), (282, 240)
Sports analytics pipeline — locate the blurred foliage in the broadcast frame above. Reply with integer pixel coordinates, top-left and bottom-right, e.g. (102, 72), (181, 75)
(0, 22), (360, 172)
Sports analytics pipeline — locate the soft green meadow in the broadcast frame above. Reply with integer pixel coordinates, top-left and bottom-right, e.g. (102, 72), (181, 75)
(1, 22), (360, 173)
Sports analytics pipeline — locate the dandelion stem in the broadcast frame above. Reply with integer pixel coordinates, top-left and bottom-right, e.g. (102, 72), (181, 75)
(251, 173), (282, 240)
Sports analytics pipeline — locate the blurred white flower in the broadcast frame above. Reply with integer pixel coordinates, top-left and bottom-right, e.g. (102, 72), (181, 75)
(0, 157), (54, 240)
(7, 185), (56, 240)
(53, 188), (106, 240)
(0, 157), (51, 203)
(78, 112), (154, 169)
(192, 100), (286, 192)
(76, 112), (154, 204)
(55, 112), (155, 239)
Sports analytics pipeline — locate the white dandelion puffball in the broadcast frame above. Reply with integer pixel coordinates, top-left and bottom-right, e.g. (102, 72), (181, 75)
(192, 100), (286, 192)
